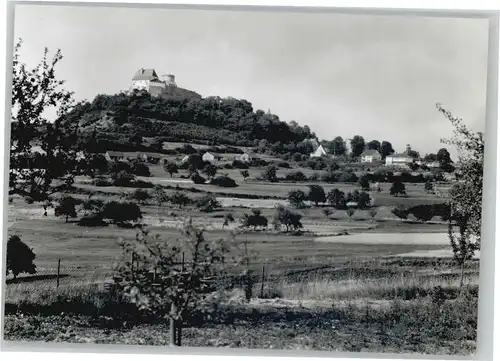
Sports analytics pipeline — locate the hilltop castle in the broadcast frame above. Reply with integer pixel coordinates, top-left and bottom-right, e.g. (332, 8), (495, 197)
(129, 68), (178, 97)
(129, 68), (202, 99)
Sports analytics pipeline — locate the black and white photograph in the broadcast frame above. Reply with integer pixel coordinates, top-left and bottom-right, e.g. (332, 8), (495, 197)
(1, 2), (489, 357)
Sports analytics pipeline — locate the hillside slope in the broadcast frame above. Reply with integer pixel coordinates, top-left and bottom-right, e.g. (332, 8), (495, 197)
(61, 89), (316, 151)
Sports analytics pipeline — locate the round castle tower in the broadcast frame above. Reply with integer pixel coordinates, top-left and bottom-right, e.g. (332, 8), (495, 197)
(161, 74), (177, 87)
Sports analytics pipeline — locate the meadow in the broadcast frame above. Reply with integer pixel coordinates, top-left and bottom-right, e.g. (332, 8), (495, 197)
(4, 145), (479, 355)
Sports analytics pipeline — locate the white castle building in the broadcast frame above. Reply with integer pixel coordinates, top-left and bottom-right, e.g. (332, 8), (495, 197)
(129, 68), (177, 97)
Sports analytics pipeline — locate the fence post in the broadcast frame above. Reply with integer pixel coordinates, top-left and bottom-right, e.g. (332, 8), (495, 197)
(56, 259), (61, 289)
(169, 303), (178, 346)
(260, 264), (266, 298)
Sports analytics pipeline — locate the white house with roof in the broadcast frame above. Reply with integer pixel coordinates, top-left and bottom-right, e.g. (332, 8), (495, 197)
(385, 153), (415, 167)
(309, 144), (328, 158)
(105, 151), (125, 162)
(360, 149), (382, 163)
(415, 159), (441, 168)
(238, 153), (252, 163)
(202, 152), (215, 164)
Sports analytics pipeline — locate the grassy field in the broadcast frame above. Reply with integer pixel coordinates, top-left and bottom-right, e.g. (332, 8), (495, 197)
(4, 153), (479, 355)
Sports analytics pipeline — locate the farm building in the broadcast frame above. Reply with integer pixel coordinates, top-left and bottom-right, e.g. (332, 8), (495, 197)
(360, 149), (382, 163)
(385, 153), (415, 167)
(136, 152), (162, 164)
(238, 153), (252, 163)
(180, 155), (191, 164)
(309, 144), (328, 158)
(105, 151), (125, 162)
(202, 152), (216, 163)
(415, 160), (441, 168)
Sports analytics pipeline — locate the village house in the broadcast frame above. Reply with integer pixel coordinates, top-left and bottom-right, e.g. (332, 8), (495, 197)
(180, 155), (191, 164)
(360, 149), (382, 163)
(202, 152), (216, 164)
(104, 151), (125, 162)
(136, 152), (162, 164)
(385, 153), (415, 168)
(237, 153), (252, 163)
(415, 159), (441, 168)
(309, 144), (328, 158)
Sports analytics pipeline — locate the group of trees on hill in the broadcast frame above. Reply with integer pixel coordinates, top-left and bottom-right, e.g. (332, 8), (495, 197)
(61, 89), (316, 150)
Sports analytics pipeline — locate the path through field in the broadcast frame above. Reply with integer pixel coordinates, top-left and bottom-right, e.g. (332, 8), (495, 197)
(315, 232), (480, 259)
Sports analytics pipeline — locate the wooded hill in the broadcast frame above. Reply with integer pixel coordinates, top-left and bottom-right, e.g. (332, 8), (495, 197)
(59, 90), (316, 152)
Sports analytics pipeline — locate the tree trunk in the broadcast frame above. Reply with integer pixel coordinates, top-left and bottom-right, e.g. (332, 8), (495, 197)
(66, 214), (69, 223)
(169, 315), (177, 346)
(170, 303), (181, 346)
(459, 261), (466, 288)
(176, 321), (182, 346)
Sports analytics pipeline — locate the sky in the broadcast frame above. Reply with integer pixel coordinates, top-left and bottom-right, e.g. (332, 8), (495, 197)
(12, 4), (490, 157)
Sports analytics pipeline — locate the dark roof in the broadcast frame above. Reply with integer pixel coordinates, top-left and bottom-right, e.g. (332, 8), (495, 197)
(132, 68), (159, 81)
(361, 149), (380, 156)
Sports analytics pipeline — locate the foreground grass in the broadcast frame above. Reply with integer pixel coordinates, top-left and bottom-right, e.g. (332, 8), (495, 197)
(4, 289), (477, 355)
(4, 258), (479, 355)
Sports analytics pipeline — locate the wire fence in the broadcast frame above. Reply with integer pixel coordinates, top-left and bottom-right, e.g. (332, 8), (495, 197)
(5, 255), (332, 301)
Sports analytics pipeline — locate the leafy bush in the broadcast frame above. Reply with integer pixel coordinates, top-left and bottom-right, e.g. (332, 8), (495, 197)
(409, 204), (435, 223)
(102, 201), (142, 224)
(24, 196), (34, 204)
(359, 175), (370, 191)
(392, 206), (410, 222)
(133, 162), (151, 177)
(241, 209), (268, 230)
(390, 181), (407, 197)
(309, 172), (320, 181)
(277, 161), (291, 168)
(357, 191), (371, 209)
(262, 165), (278, 183)
(308, 185), (326, 206)
(92, 176), (112, 187)
(210, 175), (238, 188)
(285, 171), (307, 182)
(203, 164), (218, 178)
(77, 214), (108, 227)
(196, 194), (221, 213)
(6, 235), (36, 280)
(162, 162), (179, 177)
(112, 171), (136, 187)
(287, 189), (307, 208)
(54, 195), (81, 222)
(191, 173), (206, 184)
(337, 171), (358, 183)
(327, 189), (346, 209)
(232, 160), (249, 169)
(129, 189), (151, 205)
(240, 170), (249, 180)
(169, 192), (192, 208)
(273, 206), (303, 232)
